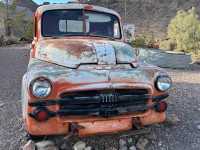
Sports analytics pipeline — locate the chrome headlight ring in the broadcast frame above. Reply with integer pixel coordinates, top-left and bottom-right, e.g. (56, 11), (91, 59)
(155, 75), (172, 92)
(30, 77), (52, 98)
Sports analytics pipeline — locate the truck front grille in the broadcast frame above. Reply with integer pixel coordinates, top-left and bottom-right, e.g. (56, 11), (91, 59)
(58, 89), (150, 117)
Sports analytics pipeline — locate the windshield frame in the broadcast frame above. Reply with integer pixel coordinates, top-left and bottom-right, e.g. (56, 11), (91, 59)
(41, 9), (122, 39)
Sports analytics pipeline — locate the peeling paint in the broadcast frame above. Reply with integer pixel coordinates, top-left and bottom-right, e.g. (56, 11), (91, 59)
(35, 39), (137, 68)
(22, 3), (171, 137)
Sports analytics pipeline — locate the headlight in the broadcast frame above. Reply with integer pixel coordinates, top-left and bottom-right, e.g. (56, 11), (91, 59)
(30, 78), (52, 98)
(156, 76), (172, 91)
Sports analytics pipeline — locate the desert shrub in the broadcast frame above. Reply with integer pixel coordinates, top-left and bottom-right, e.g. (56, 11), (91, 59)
(3, 0), (33, 42)
(131, 33), (159, 48)
(144, 33), (156, 47)
(160, 39), (176, 51)
(146, 38), (159, 49)
(4, 37), (19, 45)
(131, 36), (146, 48)
(10, 7), (32, 40)
(192, 52), (200, 62)
(168, 7), (200, 54)
(22, 21), (33, 42)
(0, 35), (4, 46)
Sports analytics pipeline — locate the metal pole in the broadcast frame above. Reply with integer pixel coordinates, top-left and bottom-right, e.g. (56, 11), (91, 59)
(124, 0), (127, 23)
(107, 0), (109, 8)
(6, 0), (9, 19)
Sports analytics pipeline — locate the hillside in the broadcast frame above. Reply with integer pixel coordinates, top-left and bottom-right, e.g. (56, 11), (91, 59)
(86, 0), (200, 38)
(2, 0), (200, 38)
(0, 1), (36, 37)
(16, 0), (38, 11)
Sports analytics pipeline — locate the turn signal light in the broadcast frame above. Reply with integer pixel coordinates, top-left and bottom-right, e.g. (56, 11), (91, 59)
(36, 110), (49, 121)
(155, 101), (168, 112)
(30, 108), (50, 122)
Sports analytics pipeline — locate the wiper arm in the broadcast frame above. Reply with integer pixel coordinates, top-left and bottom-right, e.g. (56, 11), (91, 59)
(86, 33), (115, 41)
(44, 34), (115, 40)
(47, 34), (86, 39)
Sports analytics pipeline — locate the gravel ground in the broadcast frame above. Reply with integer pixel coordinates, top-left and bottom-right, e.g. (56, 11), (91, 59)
(0, 45), (200, 150)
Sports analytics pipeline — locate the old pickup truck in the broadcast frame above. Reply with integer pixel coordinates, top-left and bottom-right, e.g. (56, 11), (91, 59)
(21, 2), (172, 140)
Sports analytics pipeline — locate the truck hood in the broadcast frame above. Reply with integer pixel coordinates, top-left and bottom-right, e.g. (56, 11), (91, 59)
(27, 58), (161, 92)
(35, 39), (136, 68)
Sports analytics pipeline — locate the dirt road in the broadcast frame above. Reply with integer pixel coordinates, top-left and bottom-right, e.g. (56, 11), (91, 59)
(0, 45), (199, 150)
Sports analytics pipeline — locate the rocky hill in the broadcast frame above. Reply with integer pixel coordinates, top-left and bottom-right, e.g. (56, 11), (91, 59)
(2, 0), (200, 38)
(16, 0), (38, 11)
(0, 0), (37, 36)
(86, 0), (200, 38)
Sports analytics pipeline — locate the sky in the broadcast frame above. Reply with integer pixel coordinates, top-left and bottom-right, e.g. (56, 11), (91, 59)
(33, 0), (70, 5)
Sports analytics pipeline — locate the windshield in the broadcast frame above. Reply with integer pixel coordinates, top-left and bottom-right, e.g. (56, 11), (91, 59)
(41, 9), (121, 39)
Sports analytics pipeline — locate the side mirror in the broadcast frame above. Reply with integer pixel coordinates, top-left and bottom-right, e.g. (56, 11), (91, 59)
(113, 21), (121, 39)
(123, 24), (135, 43)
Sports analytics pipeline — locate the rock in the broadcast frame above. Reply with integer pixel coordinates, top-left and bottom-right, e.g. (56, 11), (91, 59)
(197, 124), (200, 130)
(0, 102), (5, 108)
(36, 141), (58, 150)
(73, 141), (86, 150)
(129, 145), (137, 150)
(165, 114), (180, 126)
(119, 139), (127, 146)
(127, 138), (133, 144)
(119, 139), (128, 150)
(136, 137), (149, 150)
(60, 142), (71, 150)
(147, 132), (157, 140)
(84, 146), (92, 150)
(119, 146), (128, 150)
(158, 141), (162, 146)
(23, 140), (36, 150)
(108, 147), (118, 150)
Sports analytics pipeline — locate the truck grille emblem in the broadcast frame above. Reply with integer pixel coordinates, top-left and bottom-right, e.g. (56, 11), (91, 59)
(100, 93), (118, 104)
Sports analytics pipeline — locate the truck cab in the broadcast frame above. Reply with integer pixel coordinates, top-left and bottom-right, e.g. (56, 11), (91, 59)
(22, 3), (172, 138)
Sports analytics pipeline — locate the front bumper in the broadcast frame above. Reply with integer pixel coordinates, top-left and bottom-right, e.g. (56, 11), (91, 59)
(25, 109), (166, 137)
(25, 93), (168, 136)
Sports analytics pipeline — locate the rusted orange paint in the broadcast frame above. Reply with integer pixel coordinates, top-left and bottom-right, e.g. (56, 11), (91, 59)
(25, 109), (164, 136)
(78, 118), (132, 136)
(22, 3), (171, 137)
(25, 117), (69, 136)
(140, 110), (166, 126)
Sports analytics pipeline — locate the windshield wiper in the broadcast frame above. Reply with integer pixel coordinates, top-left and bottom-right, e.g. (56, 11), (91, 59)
(85, 33), (115, 41)
(45, 34), (86, 39)
(44, 34), (116, 40)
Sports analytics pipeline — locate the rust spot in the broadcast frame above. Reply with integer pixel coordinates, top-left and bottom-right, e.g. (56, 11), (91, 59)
(50, 40), (94, 57)
(22, 3), (171, 137)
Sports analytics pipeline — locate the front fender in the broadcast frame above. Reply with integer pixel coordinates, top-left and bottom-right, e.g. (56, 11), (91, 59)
(21, 73), (29, 120)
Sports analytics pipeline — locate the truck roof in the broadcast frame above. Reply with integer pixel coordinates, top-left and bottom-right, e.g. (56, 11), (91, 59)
(36, 3), (121, 18)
